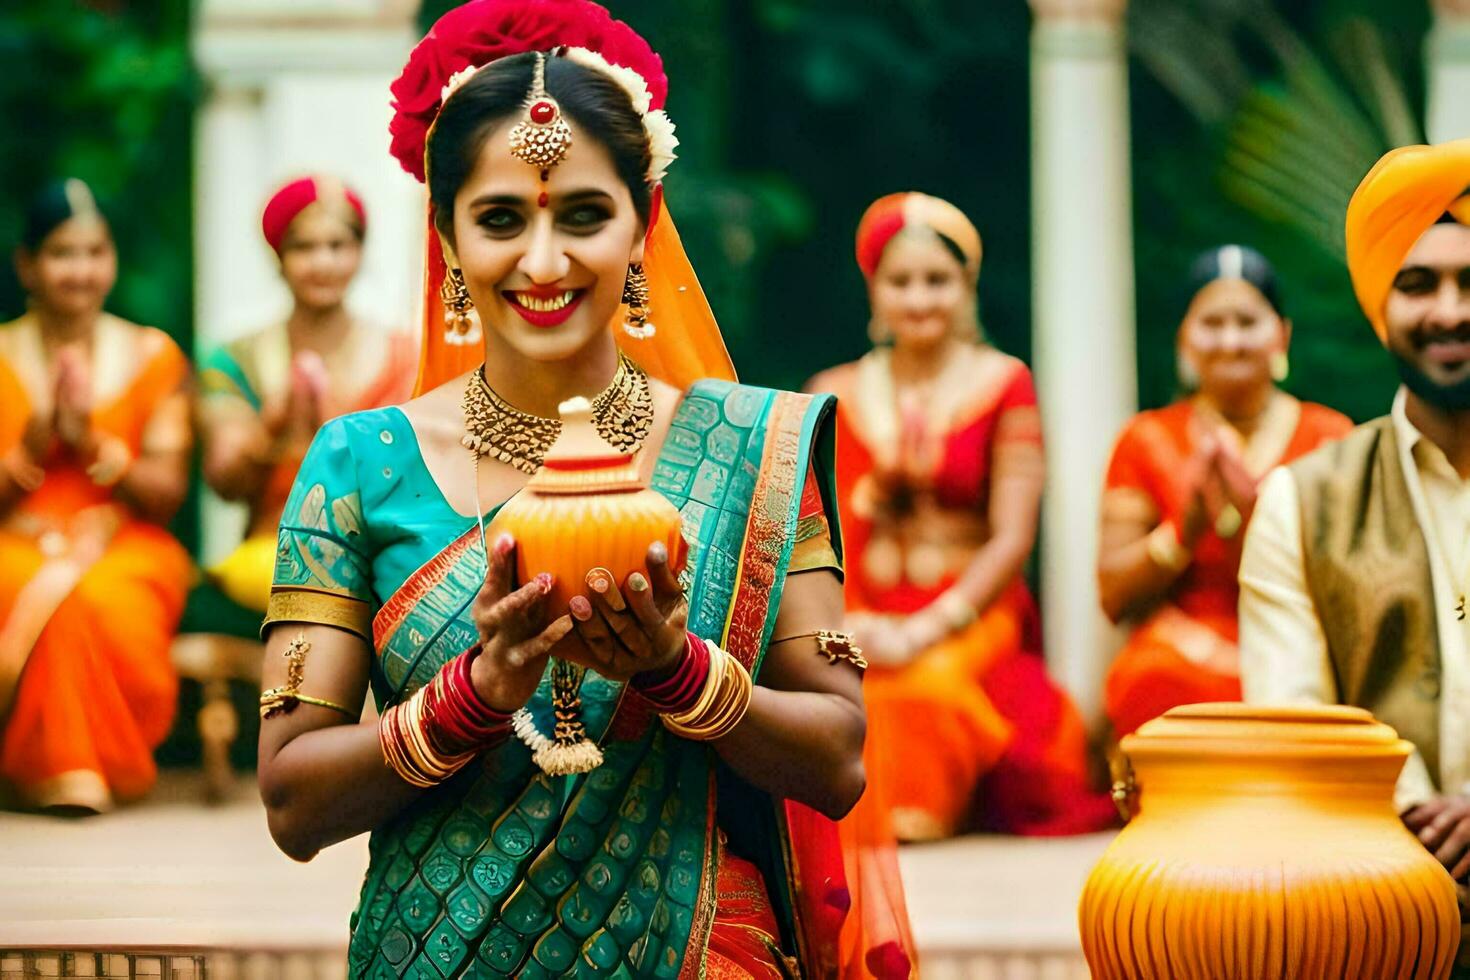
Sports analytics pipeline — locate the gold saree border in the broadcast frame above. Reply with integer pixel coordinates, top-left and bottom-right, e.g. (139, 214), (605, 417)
(677, 772), (722, 980)
(722, 391), (809, 671)
(264, 587), (372, 641)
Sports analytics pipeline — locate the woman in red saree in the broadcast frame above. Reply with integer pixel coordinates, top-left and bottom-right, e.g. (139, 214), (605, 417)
(810, 193), (1113, 840)
(0, 180), (192, 812)
(1098, 245), (1352, 737)
(199, 176), (416, 612)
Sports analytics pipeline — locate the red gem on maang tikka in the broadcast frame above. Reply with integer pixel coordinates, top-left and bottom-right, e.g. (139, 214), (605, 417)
(508, 53), (573, 171)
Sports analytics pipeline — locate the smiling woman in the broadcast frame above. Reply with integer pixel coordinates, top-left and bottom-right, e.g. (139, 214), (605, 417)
(197, 175), (417, 613)
(251, 3), (913, 977)
(1097, 246), (1352, 738)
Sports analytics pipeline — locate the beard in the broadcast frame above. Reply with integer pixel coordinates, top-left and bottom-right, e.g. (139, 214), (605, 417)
(1393, 352), (1470, 412)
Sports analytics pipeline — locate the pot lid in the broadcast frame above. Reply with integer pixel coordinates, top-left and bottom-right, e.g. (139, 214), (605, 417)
(1122, 702), (1409, 757)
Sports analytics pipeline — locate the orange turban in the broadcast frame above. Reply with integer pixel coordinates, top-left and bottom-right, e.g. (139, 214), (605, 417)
(1345, 138), (1470, 341)
(855, 192), (982, 282)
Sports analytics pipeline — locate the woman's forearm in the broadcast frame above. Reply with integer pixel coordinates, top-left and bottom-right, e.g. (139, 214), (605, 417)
(260, 719), (424, 861)
(1098, 532), (1187, 623)
(949, 531), (1031, 615)
(115, 452), (190, 525)
(712, 686), (866, 820)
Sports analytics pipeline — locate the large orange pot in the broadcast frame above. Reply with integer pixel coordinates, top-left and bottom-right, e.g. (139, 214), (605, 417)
(1080, 703), (1459, 979)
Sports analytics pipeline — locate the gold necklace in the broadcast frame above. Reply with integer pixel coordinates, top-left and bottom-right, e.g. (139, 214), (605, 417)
(460, 353), (653, 474)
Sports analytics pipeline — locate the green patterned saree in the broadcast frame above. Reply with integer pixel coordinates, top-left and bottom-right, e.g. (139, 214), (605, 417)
(268, 380), (840, 978)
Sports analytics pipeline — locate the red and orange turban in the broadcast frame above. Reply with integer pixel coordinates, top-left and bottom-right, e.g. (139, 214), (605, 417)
(855, 192), (982, 282)
(1345, 138), (1470, 341)
(261, 176), (367, 253)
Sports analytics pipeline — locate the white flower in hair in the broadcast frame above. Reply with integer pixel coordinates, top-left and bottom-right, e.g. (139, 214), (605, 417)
(441, 64), (482, 105)
(560, 46), (678, 185)
(562, 47), (653, 115)
(644, 110), (679, 186)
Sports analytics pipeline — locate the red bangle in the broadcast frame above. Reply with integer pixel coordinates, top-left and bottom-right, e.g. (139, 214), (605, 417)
(635, 632), (711, 714)
(425, 646), (513, 754)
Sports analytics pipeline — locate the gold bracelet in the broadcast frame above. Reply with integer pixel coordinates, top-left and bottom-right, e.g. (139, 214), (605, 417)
(770, 629), (868, 671)
(662, 642), (753, 741)
(934, 591), (978, 633)
(1145, 522), (1191, 573)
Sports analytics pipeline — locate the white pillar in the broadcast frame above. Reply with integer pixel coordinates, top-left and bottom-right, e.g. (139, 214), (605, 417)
(1428, 0), (1470, 142)
(192, 0), (422, 563)
(1029, 0), (1136, 722)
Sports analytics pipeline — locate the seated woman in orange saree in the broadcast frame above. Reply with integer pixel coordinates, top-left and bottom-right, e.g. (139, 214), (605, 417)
(810, 193), (1113, 840)
(0, 180), (192, 812)
(1099, 245), (1351, 737)
(199, 176), (416, 612)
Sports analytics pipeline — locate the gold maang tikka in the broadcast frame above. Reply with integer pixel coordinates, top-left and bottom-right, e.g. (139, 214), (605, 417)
(509, 51), (572, 210)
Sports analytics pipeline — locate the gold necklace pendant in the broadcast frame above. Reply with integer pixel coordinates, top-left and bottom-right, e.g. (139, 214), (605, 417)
(460, 354), (653, 474)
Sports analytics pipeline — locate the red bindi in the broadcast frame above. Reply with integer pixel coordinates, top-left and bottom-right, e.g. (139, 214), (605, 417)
(537, 191), (550, 209)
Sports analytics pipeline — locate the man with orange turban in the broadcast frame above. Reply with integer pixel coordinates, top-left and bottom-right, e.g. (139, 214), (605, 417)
(1239, 139), (1470, 928)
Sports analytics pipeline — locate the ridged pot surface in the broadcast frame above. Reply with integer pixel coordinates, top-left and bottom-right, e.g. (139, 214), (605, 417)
(488, 482), (685, 619)
(1080, 703), (1458, 979)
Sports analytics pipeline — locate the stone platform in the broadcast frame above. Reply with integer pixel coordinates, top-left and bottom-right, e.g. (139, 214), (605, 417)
(0, 774), (1111, 977)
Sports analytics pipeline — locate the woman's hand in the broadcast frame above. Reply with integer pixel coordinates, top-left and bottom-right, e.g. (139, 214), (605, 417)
(469, 534), (573, 712)
(565, 540), (688, 682)
(1179, 434), (1219, 548)
(52, 346), (93, 450)
(1211, 432), (1258, 528)
(847, 611), (915, 668)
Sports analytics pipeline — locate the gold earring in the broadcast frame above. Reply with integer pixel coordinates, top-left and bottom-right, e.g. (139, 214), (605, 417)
(1270, 351), (1289, 383)
(441, 267), (481, 346)
(1177, 351), (1200, 390)
(622, 263), (655, 339)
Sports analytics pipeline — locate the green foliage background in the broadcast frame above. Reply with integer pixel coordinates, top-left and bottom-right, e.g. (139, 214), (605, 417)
(0, 0), (1441, 443)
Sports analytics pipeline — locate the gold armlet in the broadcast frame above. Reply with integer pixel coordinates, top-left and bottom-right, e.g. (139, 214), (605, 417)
(770, 629), (868, 671)
(258, 632), (355, 719)
(662, 642), (754, 741)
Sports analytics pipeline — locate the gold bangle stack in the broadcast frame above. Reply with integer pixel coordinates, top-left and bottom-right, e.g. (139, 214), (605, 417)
(661, 640), (753, 742)
(379, 684), (477, 788)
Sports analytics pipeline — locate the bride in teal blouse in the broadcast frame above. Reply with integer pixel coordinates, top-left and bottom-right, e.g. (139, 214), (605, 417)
(253, 2), (910, 977)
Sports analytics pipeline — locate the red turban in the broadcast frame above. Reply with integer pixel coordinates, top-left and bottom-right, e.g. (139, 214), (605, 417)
(855, 192), (982, 282)
(261, 176), (367, 253)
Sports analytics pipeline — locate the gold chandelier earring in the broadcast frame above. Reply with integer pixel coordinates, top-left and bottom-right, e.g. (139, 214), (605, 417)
(441, 267), (482, 346)
(621, 263), (655, 339)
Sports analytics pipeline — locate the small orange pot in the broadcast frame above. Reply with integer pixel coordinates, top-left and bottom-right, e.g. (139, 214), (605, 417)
(487, 397), (686, 620)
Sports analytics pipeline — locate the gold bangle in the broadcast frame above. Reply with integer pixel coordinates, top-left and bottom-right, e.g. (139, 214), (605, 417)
(662, 642), (753, 741)
(378, 684), (475, 787)
(1145, 522), (1191, 573)
(1214, 503), (1242, 540)
(934, 591), (978, 633)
